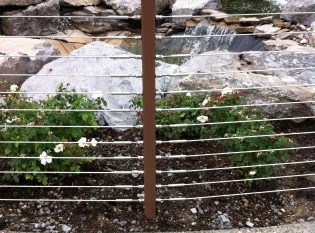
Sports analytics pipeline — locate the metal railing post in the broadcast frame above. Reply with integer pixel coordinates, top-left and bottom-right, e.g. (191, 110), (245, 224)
(141, 0), (157, 218)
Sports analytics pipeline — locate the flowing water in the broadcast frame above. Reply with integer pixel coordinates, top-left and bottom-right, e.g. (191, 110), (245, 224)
(121, 20), (264, 64)
(121, 0), (287, 65)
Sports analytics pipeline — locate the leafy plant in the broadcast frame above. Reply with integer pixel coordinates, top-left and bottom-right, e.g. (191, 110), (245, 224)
(131, 90), (294, 181)
(0, 82), (106, 185)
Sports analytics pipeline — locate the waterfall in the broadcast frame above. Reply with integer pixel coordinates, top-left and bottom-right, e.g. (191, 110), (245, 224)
(156, 20), (264, 64)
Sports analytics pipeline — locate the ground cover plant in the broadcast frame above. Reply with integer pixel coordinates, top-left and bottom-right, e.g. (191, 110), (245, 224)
(131, 89), (295, 180)
(0, 82), (106, 185)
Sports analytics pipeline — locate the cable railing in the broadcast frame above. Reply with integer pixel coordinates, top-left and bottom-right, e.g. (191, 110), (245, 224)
(0, 2), (314, 223)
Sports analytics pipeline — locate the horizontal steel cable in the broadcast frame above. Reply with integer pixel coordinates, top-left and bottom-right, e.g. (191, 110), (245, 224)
(0, 184), (144, 189)
(157, 173), (315, 188)
(156, 116), (315, 128)
(0, 12), (314, 19)
(2, 83), (314, 96)
(157, 160), (315, 174)
(157, 131), (315, 144)
(156, 100), (315, 112)
(0, 124), (142, 129)
(0, 156), (143, 160)
(0, 108), (139, 112)
(0, 91), (142, 95)
(0, 55), (142, 59)
(0, 198), (143, 202)
(1, 99), (314, 114)
(156, 67), (315, 78)
(158, 84), (315, 95)
(156, 187), (315, 202)
(0, 73), (142, 78)
(156, 50), (315, 59)
(0, 30), (313, 41)
(0, 140), (143, 145)
(1, 116), (314, 130)
(156, 31), (314, 40)
(1, 67), (314, 79)
(1, 131), (313, 145)
(0, 170), (143, 174)
(1, 49), (314, 60)
(0, 35), (141, 40)
(156, 12), (315, 19)
(0, 15), (141, 19)
(156, 145), (315, 159)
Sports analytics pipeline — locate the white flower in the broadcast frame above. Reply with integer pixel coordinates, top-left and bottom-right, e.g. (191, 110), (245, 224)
(54, 144), (64, 153)
(249, 170), (257, 176)
(221, 87), (233, 96)
(78, 137), (89, 148)
(197, 115), (208, 123)
(6, 119), (12, 124)
(92, 91), (103, 100)
(91, 138), (98, 147)
(10, 85), (18, 92)
(186, 92), (192, 97)
(202, 97), (211, 106)
(39, 151), (52, 165)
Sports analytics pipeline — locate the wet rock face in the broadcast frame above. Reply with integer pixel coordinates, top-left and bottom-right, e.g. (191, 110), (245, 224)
(0, 0), (43, 6)
(282, 0), (315, 26)
(0, 0), (60, 36)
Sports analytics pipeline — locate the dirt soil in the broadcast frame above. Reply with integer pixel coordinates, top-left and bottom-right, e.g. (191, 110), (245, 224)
(0, 120), (314, 232)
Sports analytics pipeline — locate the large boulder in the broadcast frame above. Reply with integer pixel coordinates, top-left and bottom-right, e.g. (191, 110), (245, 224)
(21, 42), (178, 128)
(281, 0), (315, 26)
(0, 0), (42, 6)
(0, 38), (60, 85)
(0, 0), (60, 36)
(60, 0), (101, 6)
(103, 0), (176, 15)
(170, 46), (315, 119)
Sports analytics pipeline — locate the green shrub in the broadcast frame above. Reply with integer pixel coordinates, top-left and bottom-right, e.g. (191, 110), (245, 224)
(131, 90), (294, 181)
(0, 83), (106, 185)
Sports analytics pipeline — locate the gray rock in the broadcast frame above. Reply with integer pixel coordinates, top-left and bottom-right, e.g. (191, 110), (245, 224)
(170, 46), (315, 119)
(62, 224), (72, 233)
(68, 6), (127, 34)
(21, 42), (178, 129)
(239, 17), (260, 26)
(218, 214), (230, 223)
(103, 0), (176, 15)
(246, 220), (255, 228)
(0, 0), (42, 6)
(0, 38), (60, 85)
(0, 0), (60, 36)
(254, 24), (281, 38)
(60, 0), (101, 6)
(282, 0), (315, 26)
(310, 21), (315, 47)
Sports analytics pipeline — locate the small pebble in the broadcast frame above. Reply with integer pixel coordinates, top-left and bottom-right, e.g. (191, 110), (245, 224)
(190, 208), (197, 214)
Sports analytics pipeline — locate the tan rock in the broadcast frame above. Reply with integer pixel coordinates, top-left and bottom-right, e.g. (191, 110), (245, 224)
(224, 16), (241, 25)
(239, 17), (260, 26)
(235, 26), (255, 33)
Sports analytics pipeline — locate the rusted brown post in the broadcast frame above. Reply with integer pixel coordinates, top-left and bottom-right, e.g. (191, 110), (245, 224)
(141, 0), (157, 219)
